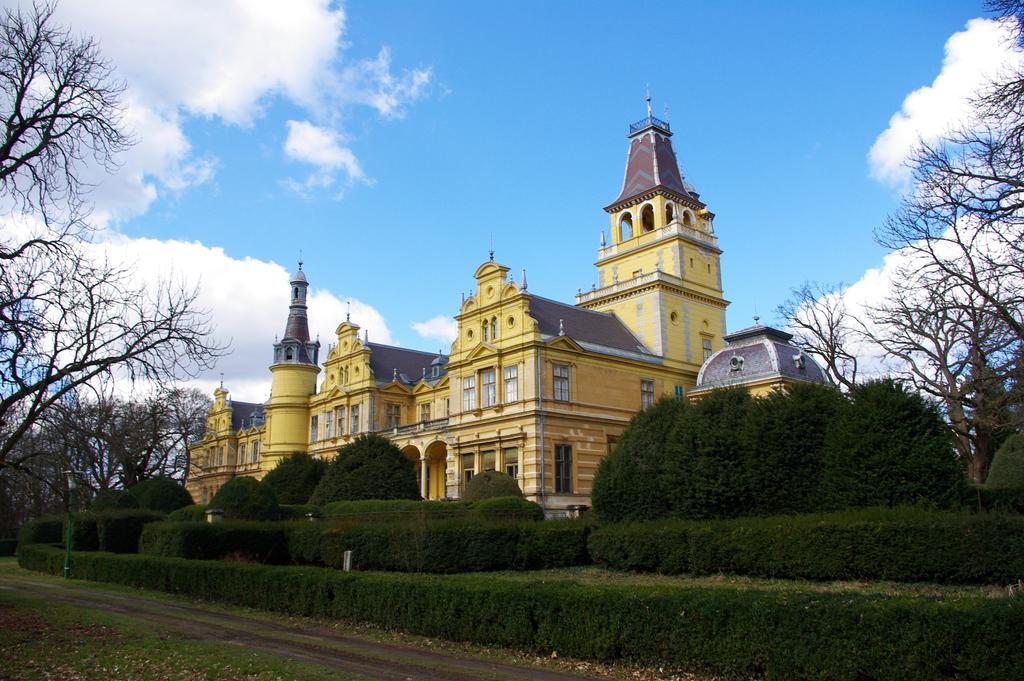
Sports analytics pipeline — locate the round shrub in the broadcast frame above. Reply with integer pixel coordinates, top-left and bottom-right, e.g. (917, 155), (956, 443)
(167, 504), (207, 522)
(209, 477), (280, 521)
(986, 433), (1024, 489)
(309, 434), (419, 505)
(463, 470), (523, 502)
(471, 495), (544, 521)
(90, 488), (140, 511)
(127, 477), (194, 513)
(820, 379), (966, 509)
(592, 396), (686, 522)
(261, 452), (327, 504)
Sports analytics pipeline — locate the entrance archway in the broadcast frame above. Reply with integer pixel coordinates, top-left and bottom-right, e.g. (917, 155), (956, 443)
(424, 440), (448, 500)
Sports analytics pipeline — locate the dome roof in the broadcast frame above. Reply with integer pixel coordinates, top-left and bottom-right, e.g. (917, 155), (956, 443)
(290, 268), (307, 284)
(696, 324), (829, 391)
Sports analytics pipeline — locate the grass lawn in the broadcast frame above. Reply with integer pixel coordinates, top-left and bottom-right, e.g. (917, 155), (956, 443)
(0, 585), (365, 681)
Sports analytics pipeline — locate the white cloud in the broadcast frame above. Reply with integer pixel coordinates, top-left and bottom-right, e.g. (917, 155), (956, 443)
(35, 0), (431, 219)
(412, 315), (458, 345)
(284, 120), (364, 192)
(89, 234), (393, 402)
(869, 17), (1024, 186)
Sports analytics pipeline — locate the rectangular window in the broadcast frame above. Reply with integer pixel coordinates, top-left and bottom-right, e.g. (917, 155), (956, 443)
(641, 379), (655, 409)
(336, 407), (345, 435)
(350, 405), (360, 434)
(324, 411), (333, 439)
(218, 446), (224, 466)
(310, 415), (319, 442)
(553, 364), (570, 402)
(702, 338), (713, 361)
(481, 368), (496, 407)
(252, 440), (260, 464)
(420, 403), (431, 422)
(462, 453), (475, 484)
(674, 385), (685, 401)
(462, 376), (476, 411)
(481, 450), (496, 471)
(503, 447), (519, 479)
(386, 403), (401, 428)
(606, 435), (618, 457)
(239, 443), (247, 464)
(555, 444), (573, 493)
(504, 365), (518, 403)
(445, 398), (451, 417)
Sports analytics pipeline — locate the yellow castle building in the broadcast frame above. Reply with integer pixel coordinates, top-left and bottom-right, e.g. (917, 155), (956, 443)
(187, 105), (827, 513)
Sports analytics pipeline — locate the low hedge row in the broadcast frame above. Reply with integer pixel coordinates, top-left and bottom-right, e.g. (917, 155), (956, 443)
(320, 519), (589, 572)
(320, 496), (543, 522)
(588, 507), (1024, 584)
(139, 518), (589, 572)
(17, 510), (165, 554)
(18, 545), (1024, 680)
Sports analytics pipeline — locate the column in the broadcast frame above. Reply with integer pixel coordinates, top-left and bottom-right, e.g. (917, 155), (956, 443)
(420, 456), (428, 499)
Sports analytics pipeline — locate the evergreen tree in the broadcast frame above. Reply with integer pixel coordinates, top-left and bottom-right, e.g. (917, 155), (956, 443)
(820, 379), (966, 509)
(261, 452), (327, 504)
(127, 476), (194, 513)
(209, 476), (280, 521)
(664, 388), (754, 519)
(985, 433), (1024, 489)
(591, 397), (685, 522)
(309, 434), (419, 505)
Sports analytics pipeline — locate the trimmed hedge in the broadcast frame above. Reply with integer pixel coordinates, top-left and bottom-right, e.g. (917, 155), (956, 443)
(321, 496), (542, 522)
(17, 511), (165, 553)
(18, 545), (1024, 680)
(279, 504), (321, 520)
(139, 521), (291, 563)
(588, 507), (1024, 584)
(167, 504), (207, 522)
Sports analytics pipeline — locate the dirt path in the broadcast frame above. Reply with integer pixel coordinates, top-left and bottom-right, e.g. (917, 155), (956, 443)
(0, 571), (598, 681)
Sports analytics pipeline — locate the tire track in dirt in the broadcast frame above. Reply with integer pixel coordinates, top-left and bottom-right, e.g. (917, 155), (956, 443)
(1, 574), (597, 681)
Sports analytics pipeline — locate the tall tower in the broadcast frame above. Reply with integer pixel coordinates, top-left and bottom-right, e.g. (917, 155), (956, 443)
(576, 98), (728, 375)
(264, 262), (321, 464)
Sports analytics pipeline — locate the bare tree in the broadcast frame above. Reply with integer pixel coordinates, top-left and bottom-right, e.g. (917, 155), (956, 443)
(866, 268), (1022, 483)
(0, 3), (225, 473)
(776, 281), (861, 390)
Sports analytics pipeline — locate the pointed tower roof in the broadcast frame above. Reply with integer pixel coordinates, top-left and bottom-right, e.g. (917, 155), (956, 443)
(605, 105), (701, 212)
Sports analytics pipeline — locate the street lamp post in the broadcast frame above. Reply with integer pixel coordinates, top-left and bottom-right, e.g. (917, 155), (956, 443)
(63, 470), (77, 580)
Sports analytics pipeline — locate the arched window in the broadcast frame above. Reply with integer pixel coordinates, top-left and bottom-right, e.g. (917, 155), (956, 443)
(491, 317), (498, 340)
(665, 202), (675, 224)
(619, 212), (633, 241)
(293, 287), (299, 300)
(641, 204), (655, 233)
(682, 210), (694, 227)
(285, 347), (294, 360)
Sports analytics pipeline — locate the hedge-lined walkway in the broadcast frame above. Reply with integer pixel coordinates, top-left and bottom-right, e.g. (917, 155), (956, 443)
(0, 560), (598, 681)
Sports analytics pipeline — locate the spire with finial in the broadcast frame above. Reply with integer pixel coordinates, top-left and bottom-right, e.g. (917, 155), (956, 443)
(645, 84), (652, 118)
(298, 250), (303, 270)
(558, 318), (565, 336)
(364, 329), (369, 343)
(393, 368), (398, 382)
(346, 300), (351, 323)
(488, 234), (494, 261)
(521, 268), (528, 291)
(219, 372), (224, 389)
(600, 230), (606, 248)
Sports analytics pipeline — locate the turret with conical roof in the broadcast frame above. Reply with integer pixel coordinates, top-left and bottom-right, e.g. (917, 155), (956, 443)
(265, 261), (321, 466)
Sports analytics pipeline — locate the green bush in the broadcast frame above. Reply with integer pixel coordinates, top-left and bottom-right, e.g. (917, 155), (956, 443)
(321, 499), (471, 520)
(979, 486), (1024, 513)
(591, 396), (685, 522)
(987, 433), (1024, 489)
(167, 504), (207, 522)
(69, 513), (99, 551)
(17, 515), (63, 546)
(126, 477), (194, 513)
(210, 477), (280, 521)
(19, 545), (1024, 681)
(588, 507), (1024, 584)
(663, 387), (755, 519)
(309, 434), (419, 505)
(462, 470), (522, 502)
(516, 520), (591, 569)
(96, 510), (165, 553)
(139, 521), (290, 563)
(261, 453), (328, 504)
(470, 496), (543, 521)
(279, 504), (321, 520)
(820, 380), (966, 509)
(0, 538), (16, 556)
(90, 488), (140, 511)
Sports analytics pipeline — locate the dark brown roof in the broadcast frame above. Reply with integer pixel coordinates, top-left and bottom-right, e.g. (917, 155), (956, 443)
(527, 296), (652, 356)
(229, 401), (260, 431)
(283, 307), (310, 342)
(610, 128), (696, 207)
(367, 343), (445, 384)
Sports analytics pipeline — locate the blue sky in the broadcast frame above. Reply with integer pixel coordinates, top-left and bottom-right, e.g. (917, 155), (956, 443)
(22, 0), (1014, 400)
